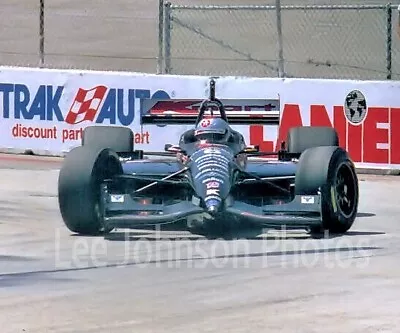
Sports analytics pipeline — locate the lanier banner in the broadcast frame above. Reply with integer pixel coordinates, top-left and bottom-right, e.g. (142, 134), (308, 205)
(0, 67), (400, 170)
(245, 78), (400, 169)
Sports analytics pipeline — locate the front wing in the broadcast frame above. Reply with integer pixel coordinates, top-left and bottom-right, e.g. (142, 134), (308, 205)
(101, 187), (323, 229)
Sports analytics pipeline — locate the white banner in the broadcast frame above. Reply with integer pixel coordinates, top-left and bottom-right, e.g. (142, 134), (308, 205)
(0, 67), (209, 153)
(1, 67), (400, 169)
(249, 78), (400, 169)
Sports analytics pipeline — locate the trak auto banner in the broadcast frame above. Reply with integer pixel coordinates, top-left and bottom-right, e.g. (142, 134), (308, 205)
(0, 67), (400, 169)
(0, 67), (210, 153)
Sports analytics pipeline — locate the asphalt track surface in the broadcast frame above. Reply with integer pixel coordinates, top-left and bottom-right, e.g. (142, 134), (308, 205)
(0, 153), (399, 332)
(1, 0), (399, 79)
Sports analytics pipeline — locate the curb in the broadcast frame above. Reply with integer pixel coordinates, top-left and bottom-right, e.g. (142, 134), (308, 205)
(355, 168), (400, 176)
(0, 148), (67, 158)
(1, 149), (400, 176)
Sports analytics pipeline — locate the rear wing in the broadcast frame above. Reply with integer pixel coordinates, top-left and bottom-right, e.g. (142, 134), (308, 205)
(140, 78), (280, 126)
(140, 99), (280, 125)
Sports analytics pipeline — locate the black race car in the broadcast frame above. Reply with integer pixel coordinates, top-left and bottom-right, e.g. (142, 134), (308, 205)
(58, 79), (359, 236)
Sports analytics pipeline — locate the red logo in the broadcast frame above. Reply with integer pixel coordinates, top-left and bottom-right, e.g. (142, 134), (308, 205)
(65, 86), (108, 124)
(200, 119), (211, 127)
(206, 181), (220, 189)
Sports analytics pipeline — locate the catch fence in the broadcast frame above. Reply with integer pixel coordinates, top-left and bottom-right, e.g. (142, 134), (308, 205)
(0, 1), (399, 80)
(158, 2), (400, 80)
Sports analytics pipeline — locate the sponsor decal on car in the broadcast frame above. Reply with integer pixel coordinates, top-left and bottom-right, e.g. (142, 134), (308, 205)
(301, 196), (315, 204)
(110, 194), (125, 203)
(206, 188), (220, 196)
(206, 181), (220, 189)
(200, 118), (211, 127)
(202, 176), (225, 184)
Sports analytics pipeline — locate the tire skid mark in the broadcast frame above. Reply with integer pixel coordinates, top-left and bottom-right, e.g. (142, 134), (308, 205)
(0, 245), (382, 279)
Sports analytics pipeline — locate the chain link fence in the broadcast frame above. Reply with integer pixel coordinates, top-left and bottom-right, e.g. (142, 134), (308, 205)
(0, 2), (40, 67)
(0, 1), (399, 80)
(0, 0), (160, 72)
(159, 2), (400, 80)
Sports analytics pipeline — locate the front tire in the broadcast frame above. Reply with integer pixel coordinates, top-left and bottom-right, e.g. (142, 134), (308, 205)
(58, 146), (123, 235)
(295, 146), (359, 234)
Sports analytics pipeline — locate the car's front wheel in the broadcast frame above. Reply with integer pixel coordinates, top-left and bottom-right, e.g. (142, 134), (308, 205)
(295, 146), (359, 234)
(58, 146), (122, 235)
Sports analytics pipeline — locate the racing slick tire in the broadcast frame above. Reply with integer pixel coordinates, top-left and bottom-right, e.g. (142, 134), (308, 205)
(286, 126), (339, 156)
(58, 146), (123, 235)
(295, 146), (359, 234)
(82, 125), (134, 152)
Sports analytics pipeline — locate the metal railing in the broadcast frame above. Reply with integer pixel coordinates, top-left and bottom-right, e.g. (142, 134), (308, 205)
(158, 1), (400, 80)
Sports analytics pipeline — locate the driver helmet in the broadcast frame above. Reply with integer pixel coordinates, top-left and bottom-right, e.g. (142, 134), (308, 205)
(194, 117), (230, 142)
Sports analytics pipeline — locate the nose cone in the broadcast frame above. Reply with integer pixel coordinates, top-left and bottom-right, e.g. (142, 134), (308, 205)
(205, 198), (221, 215)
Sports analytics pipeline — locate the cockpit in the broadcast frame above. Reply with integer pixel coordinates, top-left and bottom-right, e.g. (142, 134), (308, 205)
(178, 87), (246, 150)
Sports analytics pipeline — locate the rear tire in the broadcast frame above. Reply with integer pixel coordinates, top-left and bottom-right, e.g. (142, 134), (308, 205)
(295, 146), (359, 234)
(58, 146), (123, 235)
(287, 126), (339, 155)
(82, 125), (134, 152)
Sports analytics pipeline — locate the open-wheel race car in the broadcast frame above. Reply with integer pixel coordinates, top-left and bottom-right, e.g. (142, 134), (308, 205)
(58, 79), (359, 237)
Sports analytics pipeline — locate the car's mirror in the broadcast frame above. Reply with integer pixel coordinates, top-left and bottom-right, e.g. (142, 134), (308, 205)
(165, 143), (184, 153)
(242, 145), (259, 153)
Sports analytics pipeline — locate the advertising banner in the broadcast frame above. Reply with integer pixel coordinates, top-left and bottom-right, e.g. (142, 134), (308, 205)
(246, 78), (400, 169)
(0, 67), (209, 153)
(1, 67), (400, 169)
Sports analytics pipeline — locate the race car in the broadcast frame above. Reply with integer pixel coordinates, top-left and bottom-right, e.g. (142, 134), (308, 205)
(58, 79), (359, 236)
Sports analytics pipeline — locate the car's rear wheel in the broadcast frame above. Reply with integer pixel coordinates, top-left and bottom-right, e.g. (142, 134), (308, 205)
(82, 125), (134, 152)
(286, 126), (339, 156)
(58, 146), (123, 235)
(295, 146), (359, 234)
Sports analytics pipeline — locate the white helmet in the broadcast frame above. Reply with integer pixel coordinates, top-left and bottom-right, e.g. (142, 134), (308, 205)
(194, 117), (230, 142)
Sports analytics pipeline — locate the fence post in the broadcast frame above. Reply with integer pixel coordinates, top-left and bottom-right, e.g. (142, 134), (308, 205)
(157, 0), (164, 74)
(163, 2), (172, 74)
(386, 3), (392, 80)
(39, 0), (45, 67)
(275, 0), (285, 77)
(397, 4), (400, 38)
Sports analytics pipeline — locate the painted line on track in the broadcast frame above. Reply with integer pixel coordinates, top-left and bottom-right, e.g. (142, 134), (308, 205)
(0, 153), (63, 164)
